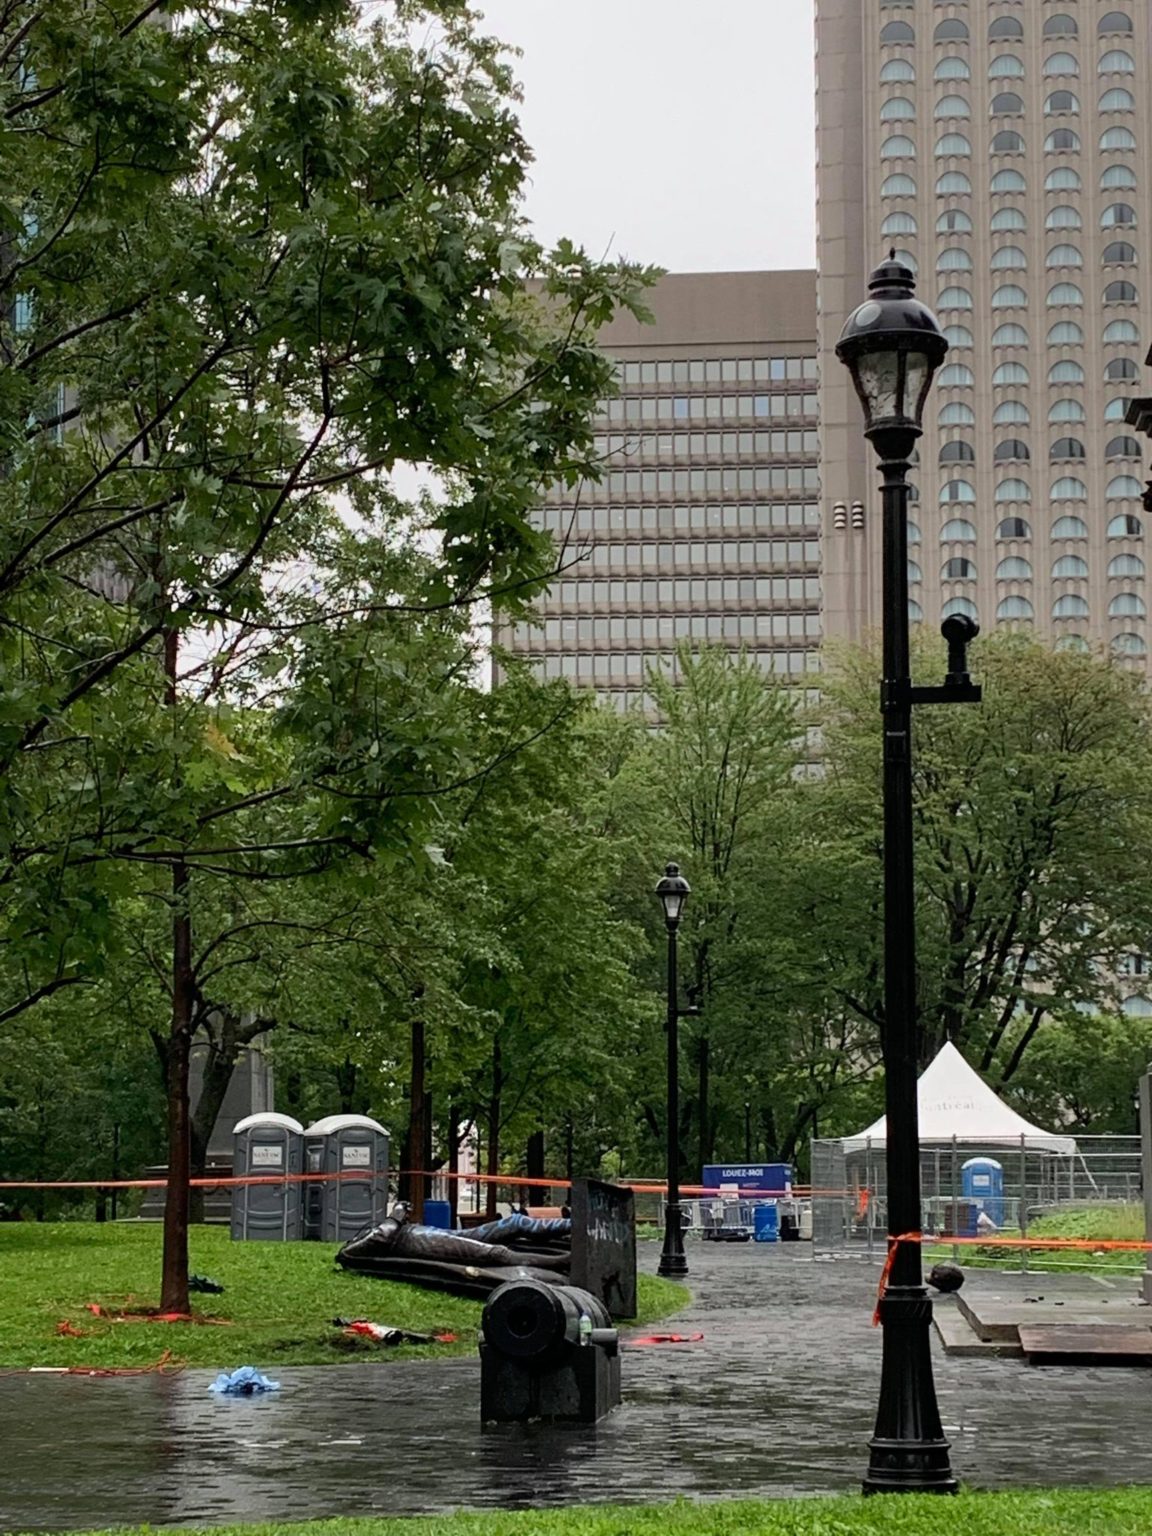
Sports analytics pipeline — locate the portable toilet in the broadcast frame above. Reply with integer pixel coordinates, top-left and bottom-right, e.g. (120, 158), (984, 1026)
(961, 1156), (1004, 1233)
(231, 1112), (304, 1240)
(302, 1114), (390, 1242)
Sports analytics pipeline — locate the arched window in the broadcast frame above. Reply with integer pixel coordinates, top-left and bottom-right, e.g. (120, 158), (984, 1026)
(908, 560), (923, 583)
(997, 516), (1031, 539)
(995, 478), (1031, 502)
(940, 440), (975, 463)
(881, 135), (917, 158)
(1046, 205), (1082, 231)
(1100, 88), (1136, 112)
(1045, 91), (1079, 114)
(935, 96), (970, 120)
(991, 284), (1027, 308)
(991, 208), (1027, 232)
(1049, 398), (1086, 423)
(1104, 280), (1138, 302)
(937, 208), (973, 233)
(990, 17), (1024, 41)
(1110, 593), (1146, 618)
(990, 54), (1026, 78)
(938, 285), (974, 309)
(1050, 437), (1086, 460)
(934, 18), (968, 42)
(942, 557), (977, 580)
(1049, 359), (1085, 384)
(1106, 436), (1142, 459)
(991, 93), (1024, 116)
(937, 246), (972, 271)
(1052, 515), (1089, 538)
(881, 59), (916, 84)
(993, 362), (1030, 386)
(881, 173), (918, 196)
(942, 597), (979, 621)
(935, 134), (972, 157)
(1109, 554), (1146, 577)
(1047, 280), (1084, 303)
(1103, 242), (1138, 266)
(936, 171), (973, 194)
(1100, 166), (1137, 193)
(1102, 203), (1137, 229)
(1052, 476), (1088, 499)
(939, 363), (975, 387)
(935, 57), (971, 81)
(907, 520), (921, 546)
(994, 438), (1030, 461)
(1053, 595), (1090, 617)
(1099, 50), (1136, 75)
(943, 325), (974, 348)
(1107, 475), (1144, 499)
(892, 249), (918, 274)
(881, 211), (918, 235)
(1044, 53), (1080, 77)
(1045, 128), (1081, 151)
(997, 558), (1033, 580)
(1108, 513), (1144, 536)
(880, 20), (915, 43)
(941, 518), (977, 541)
(991, 130), (1026, 153)
(881, 96), (916, 120)
(1047, 321), (1084, 345)
(908, 599), (924, 623)
(990, 169), (1026, 193)
(1098, 12), (1134, 36)
(1113, 634), (1148, 659)
(1043, 15), (1078, 38)
(940, 402), (976, 426)
(998, 596), (1035, 620)
(940, 478), (976, 503)
(992, 323), (1029, 345)
(1045, 168), (1082, 192)
(1050, 245), (1087, 270)
(991, 245), (1027, 270)
(994, 400), (1030, 426)
(1101, 126), (1137, 151)
(1056, 635), (1090, 653)
(1106, 397), (1131, 420)
(1053, 557), (1089, 578)
(1124, 994), (1152, 1015)
(1105, 358), (1140, 382)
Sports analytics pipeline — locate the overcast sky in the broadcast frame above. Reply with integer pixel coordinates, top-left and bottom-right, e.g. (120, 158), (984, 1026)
(474, 1), (817, 277)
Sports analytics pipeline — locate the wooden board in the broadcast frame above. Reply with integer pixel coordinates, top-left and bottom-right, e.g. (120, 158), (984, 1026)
(1019, 1325), (1152, 1365)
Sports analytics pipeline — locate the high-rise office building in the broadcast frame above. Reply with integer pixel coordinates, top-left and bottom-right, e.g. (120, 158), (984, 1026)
(817, 0), (1151, 666)
(500, 270), (822, 707)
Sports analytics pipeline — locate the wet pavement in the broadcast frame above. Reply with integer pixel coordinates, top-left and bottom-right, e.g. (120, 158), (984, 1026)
(4, 1244), (1152, 1530)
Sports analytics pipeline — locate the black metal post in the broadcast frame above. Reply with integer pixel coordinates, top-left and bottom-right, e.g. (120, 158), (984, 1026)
(864, 453), (955, 1495)
(658, 919), (688, 1277)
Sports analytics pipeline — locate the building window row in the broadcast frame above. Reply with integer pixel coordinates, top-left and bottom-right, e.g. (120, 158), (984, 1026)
(614, 357), (817, 387)
(598, 466), (819, 496)
(537, 503), (819, 535)
(544, 576), (822, 608)
(881, 125), (1138, 158)
(937, 435), (1142, 465)
(880, 88), (1135, 123)
(882, 166), (1138, 195)
(527, 613), (822, 646)
(939, 475), (1144, 504)
(601, 393), (817, 424)
(880, 12), (1133, 46)
(980, 514), (1146, 542)
(572, 539), (819, 571)
(596, 429), (820, 460)
(525, 651), (821, 681)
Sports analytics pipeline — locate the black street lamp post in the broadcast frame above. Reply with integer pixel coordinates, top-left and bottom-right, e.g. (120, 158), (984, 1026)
(836, 254), (981, 1495)
(655, 861), (694, 1278)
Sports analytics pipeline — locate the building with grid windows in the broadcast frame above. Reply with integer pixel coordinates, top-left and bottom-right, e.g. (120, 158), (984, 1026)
(817, 0), (1152, 665)
(499, 270), (822, 707)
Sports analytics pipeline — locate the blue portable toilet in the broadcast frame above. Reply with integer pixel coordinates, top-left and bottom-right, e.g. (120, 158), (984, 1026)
(753, 1203), (779, 1243)
(961, 1157), (1004, 1233)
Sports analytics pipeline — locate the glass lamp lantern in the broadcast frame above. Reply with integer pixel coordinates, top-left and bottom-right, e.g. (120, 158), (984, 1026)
(655, 862), (690, 928)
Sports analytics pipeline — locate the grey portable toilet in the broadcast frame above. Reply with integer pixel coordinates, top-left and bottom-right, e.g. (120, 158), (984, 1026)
(303, 1114), (390, 1242)
(231, 1112), (304, 1240)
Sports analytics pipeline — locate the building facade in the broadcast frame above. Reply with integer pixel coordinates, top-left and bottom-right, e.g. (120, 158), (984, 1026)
(500, 270), (822, 707)
(817, 0), (1152, 665)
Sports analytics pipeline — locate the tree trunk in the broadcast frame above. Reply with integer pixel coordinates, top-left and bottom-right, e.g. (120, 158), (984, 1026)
(565, 1116), (574, 1184)
(446, 1102), (460, 1227)
(697, 1032), (712, 1170)
(485, 1039), (501, 1220)
(161, 856), (194, 1314)
(526, 1129), (545, 1205)
(407, 1016), (426, 1221)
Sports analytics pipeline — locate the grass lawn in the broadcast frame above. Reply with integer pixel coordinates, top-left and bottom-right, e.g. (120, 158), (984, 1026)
(33, 1491), (1152, 1536)
(0, 1223), (687, 1369)
(926, 1204), (1146, 1276)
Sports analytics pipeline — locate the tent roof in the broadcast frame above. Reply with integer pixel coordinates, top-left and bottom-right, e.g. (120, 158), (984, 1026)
(840, 1041), (1077, 1155)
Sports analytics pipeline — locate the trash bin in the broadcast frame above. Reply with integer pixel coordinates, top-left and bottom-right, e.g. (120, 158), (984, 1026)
(779, 1210), (800, 1242)
(753, 1203), (779, 1243)
(231, 1113), (304, 1240)
(423, 1199), (452, 1230)
(302, 1114), (390, 1242)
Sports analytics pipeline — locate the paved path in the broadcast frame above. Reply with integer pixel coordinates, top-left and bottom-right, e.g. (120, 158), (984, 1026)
(3, 1244), (1152, 1529)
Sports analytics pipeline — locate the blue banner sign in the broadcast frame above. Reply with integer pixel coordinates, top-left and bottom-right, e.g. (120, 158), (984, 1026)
(702, 1163), (793, 1192)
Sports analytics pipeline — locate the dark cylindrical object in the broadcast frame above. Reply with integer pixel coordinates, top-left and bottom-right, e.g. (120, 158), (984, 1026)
(483, 1281), (614, 1366)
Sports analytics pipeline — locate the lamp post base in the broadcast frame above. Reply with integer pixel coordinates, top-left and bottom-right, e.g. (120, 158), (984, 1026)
(657, 1203), (688, 1277)
(657, 1250), (689, 1278)
(863, 1287), (957, 1496)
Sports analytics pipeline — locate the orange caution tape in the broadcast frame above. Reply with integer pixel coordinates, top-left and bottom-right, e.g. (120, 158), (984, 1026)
(872, 1232), (922, 1327)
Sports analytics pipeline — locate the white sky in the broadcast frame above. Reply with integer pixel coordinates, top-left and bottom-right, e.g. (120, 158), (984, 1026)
(475, 0), (818, 276)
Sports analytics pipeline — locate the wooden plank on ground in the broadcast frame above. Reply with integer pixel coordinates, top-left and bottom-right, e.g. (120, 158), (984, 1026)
(1019, 1325), (1152, 1365)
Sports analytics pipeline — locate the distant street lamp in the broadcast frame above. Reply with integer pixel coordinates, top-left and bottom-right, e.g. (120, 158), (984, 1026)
(655, 861), (694, 1278)
(837, 253), (981, 1496)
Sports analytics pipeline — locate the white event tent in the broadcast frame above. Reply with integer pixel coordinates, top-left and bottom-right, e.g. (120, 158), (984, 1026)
(840, 1041), (1077, 1156)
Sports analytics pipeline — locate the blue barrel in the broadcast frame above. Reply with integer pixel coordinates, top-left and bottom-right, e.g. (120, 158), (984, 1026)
(423, 1199), (452, 1229)
(753, 1203), (779, 1243)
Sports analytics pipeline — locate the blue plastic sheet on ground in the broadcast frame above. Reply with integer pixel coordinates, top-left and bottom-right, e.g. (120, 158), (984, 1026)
(209, 1366), (280, 1395)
